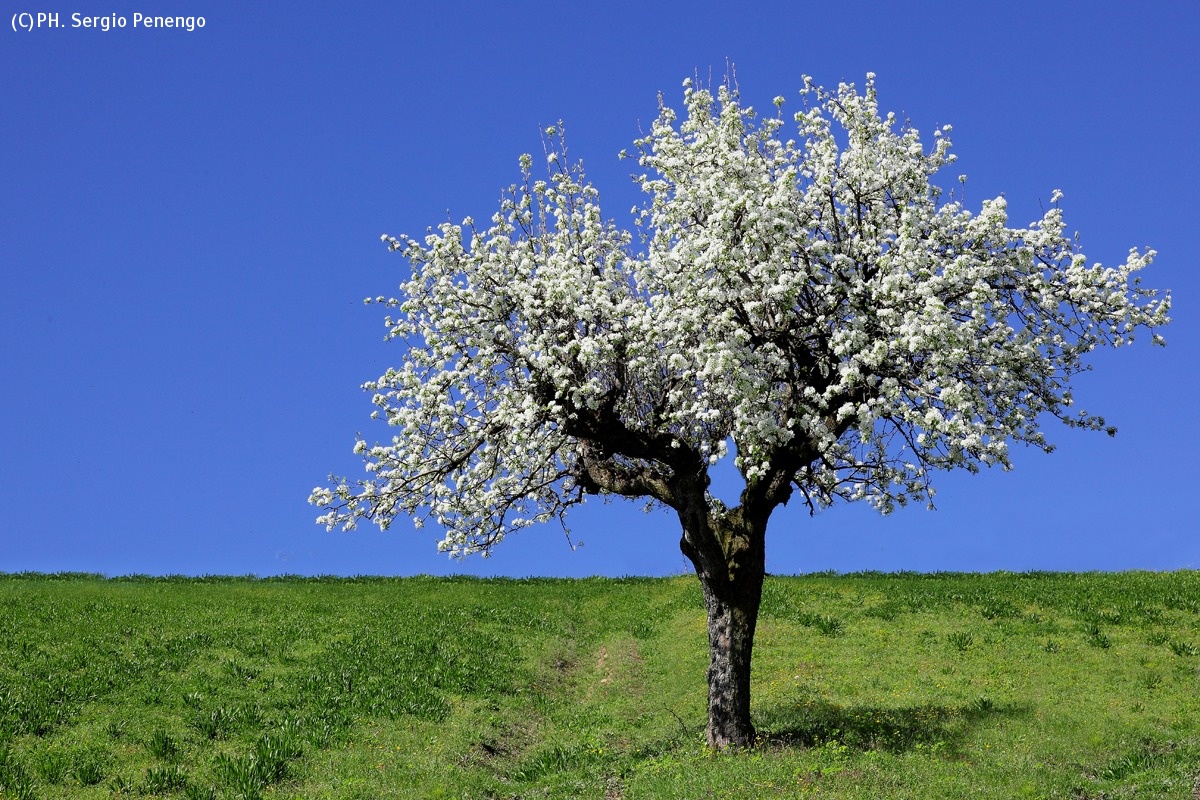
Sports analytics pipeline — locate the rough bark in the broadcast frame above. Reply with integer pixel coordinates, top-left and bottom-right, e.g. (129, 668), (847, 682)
(677, 494), (767, 749)
(697, 566), (763, 748)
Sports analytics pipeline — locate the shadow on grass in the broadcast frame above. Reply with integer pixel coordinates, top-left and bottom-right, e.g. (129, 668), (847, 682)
(757, 696), (1027, 754)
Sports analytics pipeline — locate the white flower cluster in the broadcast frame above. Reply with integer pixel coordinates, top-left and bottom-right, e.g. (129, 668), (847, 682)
(312, 75), (1169, 555)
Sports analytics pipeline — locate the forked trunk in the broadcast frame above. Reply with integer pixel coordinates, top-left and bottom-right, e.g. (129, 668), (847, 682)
(679, 506), (767, 749)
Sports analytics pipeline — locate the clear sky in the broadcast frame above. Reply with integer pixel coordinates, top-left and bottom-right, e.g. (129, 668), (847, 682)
(2, 1), (1196, 578)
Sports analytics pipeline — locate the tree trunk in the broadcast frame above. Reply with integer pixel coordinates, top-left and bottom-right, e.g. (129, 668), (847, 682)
(698, 570), (763, 748)
(679, 506), (767, 749)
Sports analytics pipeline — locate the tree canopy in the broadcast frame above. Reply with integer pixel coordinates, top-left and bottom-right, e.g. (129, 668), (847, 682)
(312, 74), (1169, 555)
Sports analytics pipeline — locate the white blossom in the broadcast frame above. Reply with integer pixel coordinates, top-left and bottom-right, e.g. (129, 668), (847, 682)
(311, 74), (1170, 557)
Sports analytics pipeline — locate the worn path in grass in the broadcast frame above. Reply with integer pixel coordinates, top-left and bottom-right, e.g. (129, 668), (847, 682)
(0, 571), (1197, 799)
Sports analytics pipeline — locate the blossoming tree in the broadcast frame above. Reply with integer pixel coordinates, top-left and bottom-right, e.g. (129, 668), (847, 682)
(312, 75), (1169, 748)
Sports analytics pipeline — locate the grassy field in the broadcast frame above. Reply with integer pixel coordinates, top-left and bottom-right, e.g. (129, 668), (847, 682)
(0, 571), (1197, 799)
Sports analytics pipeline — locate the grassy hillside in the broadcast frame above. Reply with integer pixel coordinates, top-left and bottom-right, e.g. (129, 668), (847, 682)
(0, 571), (1197, 799)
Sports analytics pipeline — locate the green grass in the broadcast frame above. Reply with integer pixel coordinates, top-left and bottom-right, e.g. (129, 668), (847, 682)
(0, 571), (1198, 798)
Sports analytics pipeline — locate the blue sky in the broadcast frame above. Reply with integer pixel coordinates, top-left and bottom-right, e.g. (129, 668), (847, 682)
(2, 1), (1196, 578)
